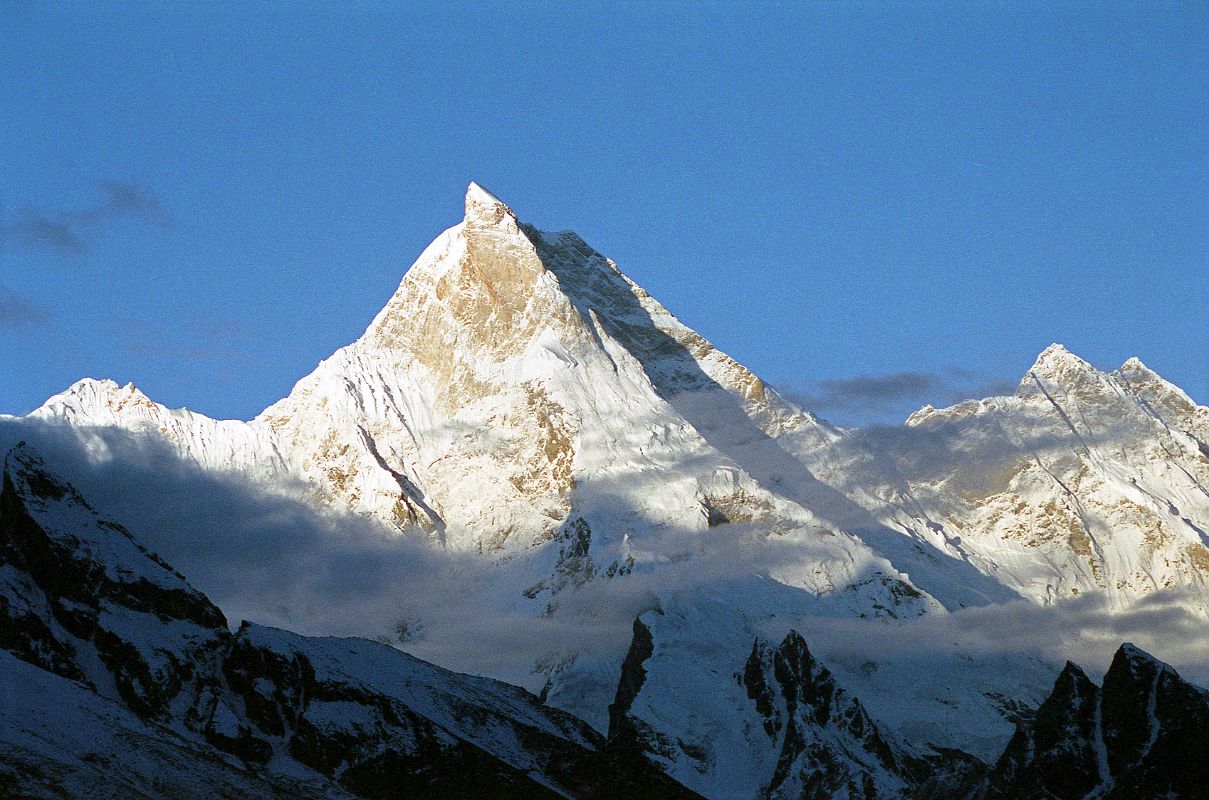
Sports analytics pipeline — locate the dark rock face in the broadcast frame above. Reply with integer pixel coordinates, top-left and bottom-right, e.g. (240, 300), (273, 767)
(979, 643), (1209, 800)
(602, 615), (703, 799)
(522, 516), (603, 610)
(608, 615), (655, 743)
(745, 639), (779, 737)
(0, 444), (701, 800)
(744, 630), (917, 800)
(0, 446), (229, 724)
(1102, 644), (1161, 777)
(1100, 644), (1209, 798)
(982, 663), (1102, 799)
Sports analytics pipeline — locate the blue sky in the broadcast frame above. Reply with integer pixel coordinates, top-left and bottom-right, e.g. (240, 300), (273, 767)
(2, 2), (1205, 424)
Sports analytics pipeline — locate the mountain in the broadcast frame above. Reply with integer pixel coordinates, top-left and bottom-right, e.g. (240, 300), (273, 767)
(0, 443), (699, 799)
(8, 183), (1209, 798)
(607, 613), (1209, 800)
(25, 185), (1209, 614)
(608, 612), (922, 799)
(818, 344), (1209, 611)
(30, 184), (832, 553)
(600, 592), (1044, 799)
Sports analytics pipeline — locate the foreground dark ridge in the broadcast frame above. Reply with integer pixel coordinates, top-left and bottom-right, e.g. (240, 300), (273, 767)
(0, 443), (699, 800)
(604, 611), (1209, 798)
(977, 643), (1209, 799)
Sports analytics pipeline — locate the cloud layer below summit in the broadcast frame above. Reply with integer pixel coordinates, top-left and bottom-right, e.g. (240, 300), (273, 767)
(5, 416), (1208, 698)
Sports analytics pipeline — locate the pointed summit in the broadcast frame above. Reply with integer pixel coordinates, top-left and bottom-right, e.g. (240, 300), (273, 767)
(1029, 343), (1093, 377)
(1015, 345), (1107, 403)
(1118, 355), (1161, 383)
(1112, 641), (1165, 670)
(1018, 343), (1106, 397)
(464, 182), (519, 233)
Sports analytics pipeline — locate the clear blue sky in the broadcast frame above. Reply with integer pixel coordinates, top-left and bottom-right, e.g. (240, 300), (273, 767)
(2, 2), (1205, 424)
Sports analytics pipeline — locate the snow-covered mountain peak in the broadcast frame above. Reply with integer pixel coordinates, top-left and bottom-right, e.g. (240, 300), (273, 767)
(1011, 345), (1208, 442)
(362, 183), (562, 359)
(33, 376), (158, 420)
(463, 180), (520, 233)
(1013, 343), (1136, 417)
(246, 185), (831, 550)
(1119, 355), (1151, 374)
(849, 338), (1209, 615)
(1022, 342), (1097, 386)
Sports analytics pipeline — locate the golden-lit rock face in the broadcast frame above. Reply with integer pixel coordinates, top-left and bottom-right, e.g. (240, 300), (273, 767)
(246, 183), (819, 553)
(369, 188), (593, 417)
(519, 383), (577, 499)
(701, 489), (775, 527)
(341, 188), (590, 546)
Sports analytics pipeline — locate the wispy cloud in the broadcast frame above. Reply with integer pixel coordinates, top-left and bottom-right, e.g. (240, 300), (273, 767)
(0, 284), (49, 330)
(813, 371), (948, 407)
(1, 181), (169, 255)
(799, 586), (1209, 689)
(785, 367), (1019, 426)
(63, 181), (168, 227)
(117, 315), (254, 365)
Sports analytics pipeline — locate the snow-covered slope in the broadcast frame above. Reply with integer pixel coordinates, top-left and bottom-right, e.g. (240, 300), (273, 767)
(7, 441), (1207, 798)
(30, 378), (286, 479)
(0, 649), (352, 800)
(608, 608), (920, 800)
(596, 588), (1057, 798)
